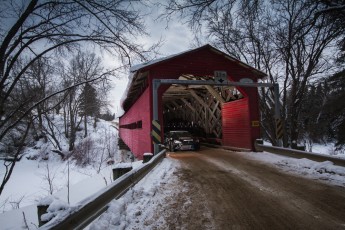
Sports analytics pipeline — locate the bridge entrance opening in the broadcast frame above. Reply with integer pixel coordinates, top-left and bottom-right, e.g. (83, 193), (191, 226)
(152, 77), (278, 154)
(162, 74), (244, 145)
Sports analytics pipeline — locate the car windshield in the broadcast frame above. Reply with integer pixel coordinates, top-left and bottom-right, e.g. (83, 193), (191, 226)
(171, 131), (192, 138)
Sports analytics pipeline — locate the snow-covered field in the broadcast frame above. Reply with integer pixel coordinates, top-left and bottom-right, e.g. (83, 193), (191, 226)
(0, 117), (124, 229)
(0, 123), (344, 230)
(0, 118), (120, 210)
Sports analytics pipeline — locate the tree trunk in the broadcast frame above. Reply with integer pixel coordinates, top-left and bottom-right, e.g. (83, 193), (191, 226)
(68, 94), (75, 151)
(64, 105), (68, 138)
(84, 114), (87, 138)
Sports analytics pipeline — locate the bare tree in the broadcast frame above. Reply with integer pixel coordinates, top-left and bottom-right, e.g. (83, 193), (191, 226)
(0, 0), (156, 196)
(58, 51), (109, 151)
(0, 122), (31, 196)
(43, 113), (64, 151)
(26, 58), (54, 141)
(9, 195), (25, 210)
(42, 163), (57, 195)
(161, 0), (344, 147)
(0, 0), (153, 149)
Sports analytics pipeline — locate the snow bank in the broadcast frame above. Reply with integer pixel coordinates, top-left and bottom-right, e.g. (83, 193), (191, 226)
(113, 162), (132, 169)
(41, 198), (69, 222)
(89, 157), (178, 230)
(245, 151), (345, 187)
(37, 195), (55, 206)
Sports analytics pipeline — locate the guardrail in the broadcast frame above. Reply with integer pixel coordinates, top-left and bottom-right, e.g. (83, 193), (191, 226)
(254, 140), (345, 167)
(201, 142), (251, 152)
(40, 149), (166, 230)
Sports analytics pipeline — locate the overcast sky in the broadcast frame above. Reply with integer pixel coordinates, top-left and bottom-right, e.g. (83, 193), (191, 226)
(108, 7), (196, 116)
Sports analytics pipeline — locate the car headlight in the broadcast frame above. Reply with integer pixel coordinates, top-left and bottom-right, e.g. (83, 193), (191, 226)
(174, 140), (182, 144)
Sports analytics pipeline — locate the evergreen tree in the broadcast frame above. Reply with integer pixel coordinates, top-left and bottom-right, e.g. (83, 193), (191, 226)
(297, 79), (337, 148)
(80, 83), (100, 117)
(79, 83), (100, 137)
(325, 69), (345, 147)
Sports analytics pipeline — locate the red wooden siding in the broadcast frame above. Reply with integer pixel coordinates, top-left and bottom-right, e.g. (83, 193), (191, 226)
(148, 49), (259, 84)
(149, 49), (262, 150)
(119, 87), (152, 159)
(245, 88), (261, 149)
(222, 98), (252, 149)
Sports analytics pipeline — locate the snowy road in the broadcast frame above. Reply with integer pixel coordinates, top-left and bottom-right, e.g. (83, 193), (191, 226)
(161, 148), (345, 229)
(91, 147), (345, 229)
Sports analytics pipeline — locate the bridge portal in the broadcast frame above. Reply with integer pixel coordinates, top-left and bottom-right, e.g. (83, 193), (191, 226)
(119, 44), (266, 159)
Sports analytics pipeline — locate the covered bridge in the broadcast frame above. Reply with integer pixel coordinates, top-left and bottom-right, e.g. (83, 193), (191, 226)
(119, 44), (266, 159)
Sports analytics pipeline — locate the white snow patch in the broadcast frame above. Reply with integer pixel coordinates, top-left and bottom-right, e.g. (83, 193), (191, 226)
(0, 116), (136, 229)
(113, 162), (132, 169)
(245, 151), (345, 187)
(89, 157), (178, 230)
(41, 198), (69, 222)
(37, 195), (54, 206)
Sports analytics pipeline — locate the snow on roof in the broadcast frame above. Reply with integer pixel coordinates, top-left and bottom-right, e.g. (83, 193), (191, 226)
(119, 72), (135, 116)
(129, 44), (267, 76)
(129, 49), (192, 73)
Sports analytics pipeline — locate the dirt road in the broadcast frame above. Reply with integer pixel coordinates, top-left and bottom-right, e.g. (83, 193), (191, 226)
(155, 147), (345, 230)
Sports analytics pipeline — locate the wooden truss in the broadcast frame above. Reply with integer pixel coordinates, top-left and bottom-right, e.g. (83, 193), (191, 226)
(162, 75), (243, 138)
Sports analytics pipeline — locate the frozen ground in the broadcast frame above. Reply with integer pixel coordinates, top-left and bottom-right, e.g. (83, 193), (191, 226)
(88, 157), (178, 230)
(0, 156), (143, 230)
(0, 136), (344, 229)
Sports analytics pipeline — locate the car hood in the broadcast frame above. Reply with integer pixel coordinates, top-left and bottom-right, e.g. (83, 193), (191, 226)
(178, 136), (193, 141)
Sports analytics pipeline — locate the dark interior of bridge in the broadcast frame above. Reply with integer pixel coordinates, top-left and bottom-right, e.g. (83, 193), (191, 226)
(162, 74), (243, 140)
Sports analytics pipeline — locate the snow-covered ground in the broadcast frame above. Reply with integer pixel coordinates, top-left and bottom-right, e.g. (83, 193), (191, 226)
(0, 116), (125, 229)
(0, 118), (120, 211)
(1, 124), (344, 230)
(312, 143), (345, 157)
(88, 157), (178, 230)
(244, 151), (345, 187)
(264, 141), (345, 157)
(0, 158), (111, 212)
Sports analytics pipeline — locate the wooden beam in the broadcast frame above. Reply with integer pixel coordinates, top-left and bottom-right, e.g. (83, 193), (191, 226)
(193, 91), (220, 131)
(204, 85), (225, 104)
(212, 101), (220, 114)
(190, 90), (208, 108)
(180, 98), (196, 112)
(226, 90), (235, 101)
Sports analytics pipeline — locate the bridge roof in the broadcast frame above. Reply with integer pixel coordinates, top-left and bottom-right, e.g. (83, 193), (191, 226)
(130, 44), (266, 76)
(121, 44), (267, 111)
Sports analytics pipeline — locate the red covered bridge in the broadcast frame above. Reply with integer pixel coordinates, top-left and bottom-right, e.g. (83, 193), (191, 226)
(119, 44), (267, 159)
